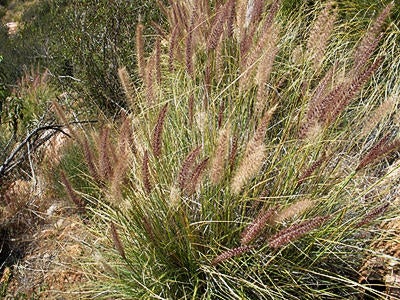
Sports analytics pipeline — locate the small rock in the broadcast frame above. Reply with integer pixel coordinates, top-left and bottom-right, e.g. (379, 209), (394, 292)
(55, 218), (64, 229)
(47, 203), (59, 216)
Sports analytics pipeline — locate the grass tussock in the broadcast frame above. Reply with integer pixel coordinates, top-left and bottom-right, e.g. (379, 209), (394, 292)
(54, 1), (400, 299)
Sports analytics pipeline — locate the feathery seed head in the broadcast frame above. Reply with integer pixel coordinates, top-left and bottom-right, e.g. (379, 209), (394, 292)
(196, 111), (208, 133)
(169, 185), (181, 209)
(268, 215), (330, 249)
(60, 171), (85, 212)
(207, 2), (226, 51)
(356, 202), (390, 228)
(110, 222), (126, 259)
(247, 104), (277, 154)
(241, 206), (278, 245)
(353, 3), (393, 73)
(231, 143), (266, 195)
(357, 135), (400, 171)
(273, 200), (316, 224)
(178, 146), (202, 191)
(212, 245), (254, 266)
(306, 1), (337, 72)
(360, 95), (397, 138)
(210, 125), (231, 185)
(297, 155), (328, 187)
(155, 36), (162, 84)
(186, 10), (195, 77)
(142, 150), (152, 194)
(117, 66), (136, 110)
(98, 126), (113, 180)
(152, 103), (169, 158)
(185, 157), (210, 195)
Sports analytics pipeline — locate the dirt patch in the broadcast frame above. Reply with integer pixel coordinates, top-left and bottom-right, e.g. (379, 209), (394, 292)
(4, 213), (90, 299)
(0, 130), (90, 299)
(359, 199), (400, 299)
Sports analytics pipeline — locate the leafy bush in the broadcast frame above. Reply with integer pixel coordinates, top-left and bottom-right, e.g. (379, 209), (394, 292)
(0, 0), (164, 116)
(0, 67), (56, 135)
(56, 0), (163, 111)
(16, 0), (164, 114)
(53, 1), (400, 299)
(0, 67), (62, 190)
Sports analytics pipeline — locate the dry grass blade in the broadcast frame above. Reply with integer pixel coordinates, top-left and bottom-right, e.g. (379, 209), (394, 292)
(136, 23), (145, 79)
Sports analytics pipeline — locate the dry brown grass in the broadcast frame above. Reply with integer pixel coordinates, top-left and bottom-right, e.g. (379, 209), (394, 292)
(5, 214), (90, 299)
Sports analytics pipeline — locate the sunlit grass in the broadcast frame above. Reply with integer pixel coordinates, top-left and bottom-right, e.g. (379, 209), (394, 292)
(52, 1), (400, 299)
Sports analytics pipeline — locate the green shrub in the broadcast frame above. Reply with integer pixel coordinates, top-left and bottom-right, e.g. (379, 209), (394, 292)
(16, 0), (164, 114)
(0, 0), (164, 116)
